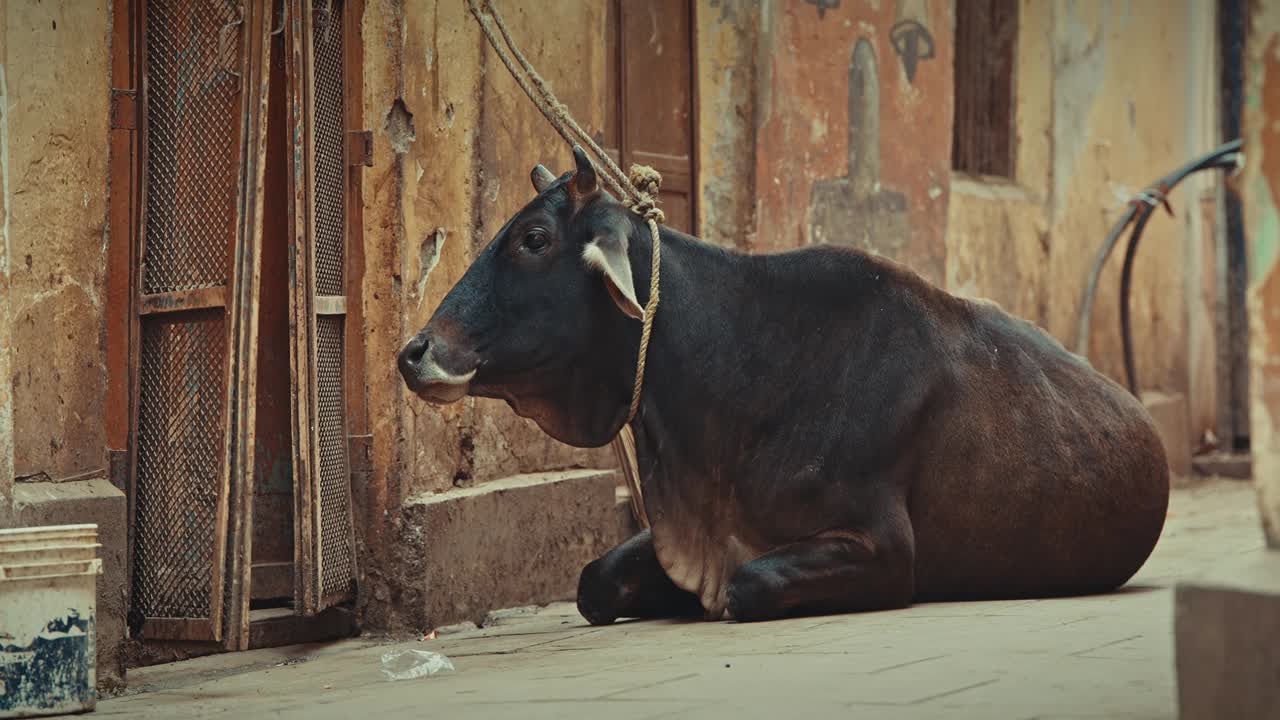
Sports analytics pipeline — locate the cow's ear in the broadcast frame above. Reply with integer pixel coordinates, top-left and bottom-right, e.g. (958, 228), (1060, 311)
(569, 145), (599, 198)
(531, 164), (556, 193)
(583, 232), (644, 321)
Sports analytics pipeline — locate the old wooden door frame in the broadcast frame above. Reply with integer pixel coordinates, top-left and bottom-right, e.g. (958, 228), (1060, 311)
(605, 0), (700, 236)
(108, 0), (272, 649)
(283, 0), (364, 618)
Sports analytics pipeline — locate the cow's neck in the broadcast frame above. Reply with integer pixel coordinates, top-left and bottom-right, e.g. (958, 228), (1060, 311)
(624, 223), (764, 475)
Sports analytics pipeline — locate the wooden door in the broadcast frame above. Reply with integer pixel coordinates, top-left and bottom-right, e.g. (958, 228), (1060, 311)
(604, 0), (697, 234)
(286, 0), (360, 615)
(128, 0), (272, 643)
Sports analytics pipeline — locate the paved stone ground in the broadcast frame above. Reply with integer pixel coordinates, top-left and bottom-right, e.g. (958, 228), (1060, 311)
(100, 479), (1265, 720)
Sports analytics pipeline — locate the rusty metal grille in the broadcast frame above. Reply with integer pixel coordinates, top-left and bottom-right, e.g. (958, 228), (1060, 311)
(132, 311), (228, 618)
(315, 315), (354, 598)
(142, 0), (244, 294)
(312, 0), (346, 297)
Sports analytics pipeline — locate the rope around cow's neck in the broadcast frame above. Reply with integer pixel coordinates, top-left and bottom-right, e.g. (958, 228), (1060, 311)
(466, 0), (662, 426)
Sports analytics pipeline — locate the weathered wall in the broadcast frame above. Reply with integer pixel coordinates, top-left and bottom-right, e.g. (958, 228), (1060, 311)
(358, 1), (619, 620)
(753, 0), (953, 284)
(1040, 1), (1216, 406)
(698, 0), (1221, 443)
(696, 0), (759, 249)
(0, 0), (125, 691)
(361, 0), (613, 509)
(945, 0), (1052, 326)
(944, 1), (1220, 450)
(0, 3), (14, 504)
(1, 0), (112, 485)
(1243, 0), (1280, 548)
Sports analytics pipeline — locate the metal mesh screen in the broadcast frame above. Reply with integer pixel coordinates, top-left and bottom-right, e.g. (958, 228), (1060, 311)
(132, 311), (228, 618)
(312, 0), (346, 297)
(142, 0), (243, 294)
(315, 316), (354, 599)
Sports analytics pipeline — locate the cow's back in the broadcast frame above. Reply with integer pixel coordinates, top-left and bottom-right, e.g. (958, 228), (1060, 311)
(906, 294), (1170, 600)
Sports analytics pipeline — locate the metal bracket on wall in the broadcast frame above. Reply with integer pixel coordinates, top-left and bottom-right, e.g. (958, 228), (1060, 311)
(346, 131), (373, 167)
(108, 448), (130, 492)
(347, 434), (372, 475)
(110, 88), (138, 130)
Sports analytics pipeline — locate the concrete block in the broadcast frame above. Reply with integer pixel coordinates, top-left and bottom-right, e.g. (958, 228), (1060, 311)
(1, 478), (128, 693)
(1175, 552), (1280, 720)
(394, 469), (631, 631)
(1142, 391), (1192, 479)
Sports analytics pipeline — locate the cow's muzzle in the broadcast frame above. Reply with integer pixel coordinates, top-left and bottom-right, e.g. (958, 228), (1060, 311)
(397, 331), (477, 404)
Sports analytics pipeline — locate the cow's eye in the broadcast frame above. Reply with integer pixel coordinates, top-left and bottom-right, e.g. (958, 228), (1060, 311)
(522, 230), (550, 254)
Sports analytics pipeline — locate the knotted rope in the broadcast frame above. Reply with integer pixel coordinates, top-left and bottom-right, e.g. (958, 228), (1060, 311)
(467, 0), (660, 527)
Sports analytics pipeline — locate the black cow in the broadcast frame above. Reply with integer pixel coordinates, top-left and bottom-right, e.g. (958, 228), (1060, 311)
(398, 147), (1170, 624)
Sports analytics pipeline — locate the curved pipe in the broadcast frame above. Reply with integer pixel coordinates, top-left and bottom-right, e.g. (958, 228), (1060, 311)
(1074, 139), (1243, 396)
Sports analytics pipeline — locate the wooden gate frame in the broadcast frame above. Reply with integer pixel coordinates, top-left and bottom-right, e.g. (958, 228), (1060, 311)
(106, 0), (368, 650)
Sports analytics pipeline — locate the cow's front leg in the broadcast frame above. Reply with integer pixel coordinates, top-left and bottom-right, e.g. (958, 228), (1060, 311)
(577, 529), (705, 626)
(726, 526), (915, 622)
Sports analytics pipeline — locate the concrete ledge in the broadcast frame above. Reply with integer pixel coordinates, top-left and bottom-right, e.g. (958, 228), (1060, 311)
(1192, 451), (1252, 480)
(393, 469), (632, 631)
(1175, 552), (1280, 720)
(1, 478), (128, 693)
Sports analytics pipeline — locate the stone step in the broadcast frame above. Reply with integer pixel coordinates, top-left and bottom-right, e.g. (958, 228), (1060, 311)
(1175, 552), (1280, 719)
(393, 469), (632, 632)
(1191, 451), (1252, 480)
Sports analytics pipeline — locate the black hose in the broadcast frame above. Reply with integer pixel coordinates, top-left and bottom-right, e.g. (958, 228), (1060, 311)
(1119, 205), (1158, 394)
(1114, 140), (1243, 395)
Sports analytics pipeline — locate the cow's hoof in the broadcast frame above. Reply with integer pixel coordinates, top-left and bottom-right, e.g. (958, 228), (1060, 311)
(576, 561), (619, 626)
(577, 600), (618, 626)
(726, 573), (780, 623)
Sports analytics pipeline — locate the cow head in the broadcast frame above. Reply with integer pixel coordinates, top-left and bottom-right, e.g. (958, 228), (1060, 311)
(397, 146), (645, 447)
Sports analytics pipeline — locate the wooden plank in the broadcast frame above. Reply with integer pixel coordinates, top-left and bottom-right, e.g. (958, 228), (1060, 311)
(142, 618), (220, 643)
(286, 0), (318, 617)
(107, 0), (139, 613)
(225, 0), (275, 651)
(314, 295), (346, 315)
(343, 0), (369, 442)
(251, 561), (295, 600)
(248, 605), (355, 649)
(125, 0), (150, 643)
(138, 287), (228, 315)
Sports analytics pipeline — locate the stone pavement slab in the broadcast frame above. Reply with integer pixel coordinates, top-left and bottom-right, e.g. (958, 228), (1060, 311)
(100, 479), (1266, 720)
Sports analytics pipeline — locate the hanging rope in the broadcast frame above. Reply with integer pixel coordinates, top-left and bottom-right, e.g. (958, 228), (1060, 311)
(466, 0), (659, 527)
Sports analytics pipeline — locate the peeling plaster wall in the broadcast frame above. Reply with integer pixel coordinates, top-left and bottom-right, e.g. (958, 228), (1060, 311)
(945, 0), (1053, 326)
(359, 0), (619, 629)
(1042, 1), (1208, 401)
(696, 0), (759, 249)
(945, 1), (1220, 448)
(0, 6), (14, 503)
(1242, 0), (1280, 548)
(1, 1), (111, 485)
(360, 2), (615, 510)
(751, 0), (953, 283)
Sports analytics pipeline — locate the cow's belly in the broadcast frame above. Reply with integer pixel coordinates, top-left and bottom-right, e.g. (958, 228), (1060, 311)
(649, 519), (757, 618)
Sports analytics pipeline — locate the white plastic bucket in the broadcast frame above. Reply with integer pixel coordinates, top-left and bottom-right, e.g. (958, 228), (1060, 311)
(0, 524), (102, 718)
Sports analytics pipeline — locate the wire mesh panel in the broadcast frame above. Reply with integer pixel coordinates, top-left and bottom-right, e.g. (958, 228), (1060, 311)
(290, 0), (358, 612)
(315, 316), (354, 600)
(312, 0), (345, 297)
(132, 311), (228, 621)
(142, 0), (243, 294)
(130, 0), (259, 642)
